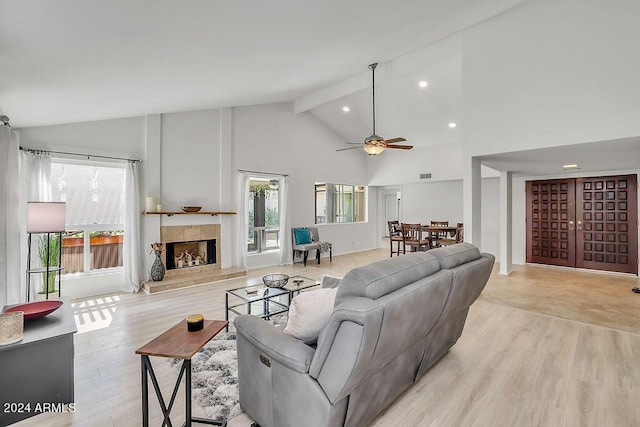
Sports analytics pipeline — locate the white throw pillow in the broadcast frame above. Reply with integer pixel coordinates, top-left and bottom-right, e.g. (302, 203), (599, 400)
(284, 287), (338, 345)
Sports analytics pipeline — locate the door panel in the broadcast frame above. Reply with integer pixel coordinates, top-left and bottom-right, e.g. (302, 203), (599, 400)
(576, 175), (638, 274)
(527, 175), (638, 275)
(526, 179), (576, 267)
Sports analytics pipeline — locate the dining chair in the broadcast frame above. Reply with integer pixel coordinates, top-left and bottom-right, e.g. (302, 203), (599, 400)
(438, 222), (464, 247)
(455, 222), (464, 243)
(387, 220), (403, 257)
(430, 220), (449, 247)
(401, 223), (431, 253)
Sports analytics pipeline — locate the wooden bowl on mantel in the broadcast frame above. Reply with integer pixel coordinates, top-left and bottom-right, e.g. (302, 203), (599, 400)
(181, 206), (202, 213)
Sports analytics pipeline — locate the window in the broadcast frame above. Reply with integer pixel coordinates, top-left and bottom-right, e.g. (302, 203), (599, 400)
(51, 160), (126, 275)
(315, 183), (366, 224)
(247, 177), (280, 253)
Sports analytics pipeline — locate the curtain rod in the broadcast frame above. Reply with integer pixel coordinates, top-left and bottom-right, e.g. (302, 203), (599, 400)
(237, 169), (288, 177)
(19, 146), (142, 163)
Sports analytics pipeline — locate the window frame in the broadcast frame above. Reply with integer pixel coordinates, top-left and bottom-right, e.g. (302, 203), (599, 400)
(247, 176), (281, 254)
(51, 158), (126, 276)
(315, 182), (367, 224)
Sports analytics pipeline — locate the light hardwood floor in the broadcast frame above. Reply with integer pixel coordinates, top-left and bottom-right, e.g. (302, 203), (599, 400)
(14, 249), (640, 427)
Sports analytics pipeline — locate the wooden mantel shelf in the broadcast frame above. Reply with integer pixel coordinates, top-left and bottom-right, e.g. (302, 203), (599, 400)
(143, 211), (237, 217)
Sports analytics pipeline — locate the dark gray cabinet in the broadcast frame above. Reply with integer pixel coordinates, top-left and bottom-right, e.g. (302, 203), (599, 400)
(0, 297), (76, 426)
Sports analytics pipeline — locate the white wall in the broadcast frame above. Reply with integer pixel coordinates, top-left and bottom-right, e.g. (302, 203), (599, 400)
(463, 0), (640, 157)
(17, 117), (146, 159)
(63, 271), (125, 300)
(480, 177), (499, 258)
(368, 143), (464, 186)
(160, 109), (221, 210)
(396, 178), (499, 256)
(232, 103), (377, 268)
(401, 180), (463, 224)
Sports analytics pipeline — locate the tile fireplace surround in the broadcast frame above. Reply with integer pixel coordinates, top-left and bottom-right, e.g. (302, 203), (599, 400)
(142, 224), (246, 294)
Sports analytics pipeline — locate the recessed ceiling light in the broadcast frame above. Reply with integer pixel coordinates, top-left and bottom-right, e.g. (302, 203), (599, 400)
(418, 80), (428, 88)
(342, 106), (350, 112)
(563, 164), (580, 170)
(448, 122), (457, 128)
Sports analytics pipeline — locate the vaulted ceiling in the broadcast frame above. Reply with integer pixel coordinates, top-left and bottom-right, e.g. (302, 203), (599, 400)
(0, 0), (527, 129)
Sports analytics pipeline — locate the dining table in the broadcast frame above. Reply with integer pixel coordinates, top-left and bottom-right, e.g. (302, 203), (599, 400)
(420, 225), (459, 235)
(420, 225), (460, 245)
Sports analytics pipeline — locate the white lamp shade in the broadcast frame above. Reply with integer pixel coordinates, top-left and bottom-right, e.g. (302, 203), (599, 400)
(27, 202), (66, 233)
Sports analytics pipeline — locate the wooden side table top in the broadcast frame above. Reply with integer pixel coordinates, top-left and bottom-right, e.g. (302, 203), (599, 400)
(135, 319), (227, 359)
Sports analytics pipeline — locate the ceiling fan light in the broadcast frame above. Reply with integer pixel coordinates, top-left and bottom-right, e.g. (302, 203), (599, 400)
(364, 144), (385, 155)
(364, 134), (384, 144)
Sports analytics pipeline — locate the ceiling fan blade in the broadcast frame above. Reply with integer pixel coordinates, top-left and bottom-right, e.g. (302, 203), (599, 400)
(383, 137), (407, 144)
(336, 145), (364, 152)
(345, 141), (364, 145)
(385, 144), (414, 150)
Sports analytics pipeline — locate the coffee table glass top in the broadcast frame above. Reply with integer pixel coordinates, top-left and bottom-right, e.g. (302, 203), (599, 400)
(226, 275), (318, 301)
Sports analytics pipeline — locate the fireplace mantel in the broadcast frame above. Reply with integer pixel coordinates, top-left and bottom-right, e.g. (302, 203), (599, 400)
(143, 211), (236, 217)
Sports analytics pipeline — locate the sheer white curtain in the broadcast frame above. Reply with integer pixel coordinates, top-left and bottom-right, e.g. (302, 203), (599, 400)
(278, 176), (292, 265)
(25, 151), (52, 202)
(236, 172), (250, 270)
(123, 161), (144, 292)
(0, 126), (21, 305)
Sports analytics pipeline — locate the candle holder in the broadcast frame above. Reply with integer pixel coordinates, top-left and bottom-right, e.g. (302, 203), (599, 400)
(186, 314), (204, 332)
(0, 311), (24, 345)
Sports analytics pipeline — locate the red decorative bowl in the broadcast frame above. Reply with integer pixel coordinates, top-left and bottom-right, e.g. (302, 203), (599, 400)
(3, 300), (63, 320)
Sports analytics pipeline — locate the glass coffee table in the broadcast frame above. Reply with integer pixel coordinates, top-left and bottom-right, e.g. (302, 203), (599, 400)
(225, 275), (318, 329)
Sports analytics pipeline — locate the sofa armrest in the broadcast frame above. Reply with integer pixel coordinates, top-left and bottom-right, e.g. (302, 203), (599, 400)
(235, 314), (316, 373)
(321, 274), (342, 289)
(308, 297), (383, 403)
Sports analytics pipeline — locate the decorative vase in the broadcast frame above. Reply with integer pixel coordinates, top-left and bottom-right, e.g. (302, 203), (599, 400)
(150, 251), (165, 281)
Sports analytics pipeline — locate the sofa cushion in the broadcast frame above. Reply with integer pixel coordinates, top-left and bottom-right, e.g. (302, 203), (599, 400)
(293, 227), (312, 245)
(334, 252), (440, 306)
(428, 242), (481, 269)
(284, 287), (338, 345)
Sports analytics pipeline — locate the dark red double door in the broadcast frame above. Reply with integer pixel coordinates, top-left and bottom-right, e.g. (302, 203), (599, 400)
(526, 175), (637, 274)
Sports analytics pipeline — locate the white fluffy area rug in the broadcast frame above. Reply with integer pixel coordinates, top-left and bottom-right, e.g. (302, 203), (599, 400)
(168, 329), (242, 422)
(168, 316), (286, 422)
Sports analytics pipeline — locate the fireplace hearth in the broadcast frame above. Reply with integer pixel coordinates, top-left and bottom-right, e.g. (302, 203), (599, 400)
(142, 223), (246, 294)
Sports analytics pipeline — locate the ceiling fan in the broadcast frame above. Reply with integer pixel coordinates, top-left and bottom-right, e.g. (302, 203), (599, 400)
(337, 63), (413, 155)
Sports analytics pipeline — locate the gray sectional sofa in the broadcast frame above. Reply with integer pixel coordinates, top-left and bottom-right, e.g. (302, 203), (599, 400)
(235, 243), (494, 427)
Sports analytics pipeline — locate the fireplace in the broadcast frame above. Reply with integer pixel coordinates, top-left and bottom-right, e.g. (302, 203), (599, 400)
(166, 239), (216, 270)
(160, 224), (221, 275)
(143, 223), (245, 294)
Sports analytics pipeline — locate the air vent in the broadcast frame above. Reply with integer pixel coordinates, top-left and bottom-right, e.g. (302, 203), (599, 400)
(419, 173), (432, 179)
